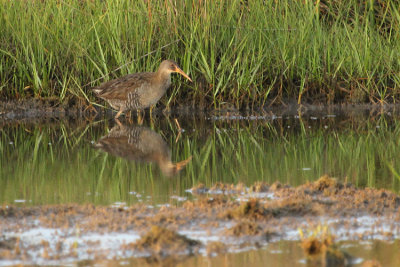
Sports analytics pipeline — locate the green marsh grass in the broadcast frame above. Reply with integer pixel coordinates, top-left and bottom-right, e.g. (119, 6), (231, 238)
(1, 0), (400, 106)
(1, 115), (400, 205)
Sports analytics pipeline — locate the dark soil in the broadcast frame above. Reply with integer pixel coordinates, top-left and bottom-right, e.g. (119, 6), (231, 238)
(3, 98), (400, 124)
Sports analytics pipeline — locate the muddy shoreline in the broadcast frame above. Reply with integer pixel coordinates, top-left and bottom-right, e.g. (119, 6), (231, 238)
(2, 98), (400, 123)
(1, 176), (399, 265)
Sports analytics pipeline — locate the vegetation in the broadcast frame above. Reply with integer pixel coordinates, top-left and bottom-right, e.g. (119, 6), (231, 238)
(1, 0), (400, 107)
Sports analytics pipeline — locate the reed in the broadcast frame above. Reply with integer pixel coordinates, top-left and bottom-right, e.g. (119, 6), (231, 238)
(1, 0), (400, 107)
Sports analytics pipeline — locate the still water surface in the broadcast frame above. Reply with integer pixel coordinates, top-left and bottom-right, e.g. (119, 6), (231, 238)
(1, 108), (400, 205)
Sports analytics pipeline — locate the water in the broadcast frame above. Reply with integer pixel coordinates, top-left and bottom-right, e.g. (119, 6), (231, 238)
(66, 240), (400, 266)
(2, 107), (400, 265)
(175, 240), (400, 267)
(1, 109), (400, 205)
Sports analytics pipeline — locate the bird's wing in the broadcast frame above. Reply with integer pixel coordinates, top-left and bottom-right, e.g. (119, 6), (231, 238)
(93, 72), (153, 100)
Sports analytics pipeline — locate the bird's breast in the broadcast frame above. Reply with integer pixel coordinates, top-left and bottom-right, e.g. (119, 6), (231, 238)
(144, 77), (171, 107)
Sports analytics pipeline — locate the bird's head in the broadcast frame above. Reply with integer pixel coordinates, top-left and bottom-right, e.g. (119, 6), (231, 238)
(159, 60), (192, 82)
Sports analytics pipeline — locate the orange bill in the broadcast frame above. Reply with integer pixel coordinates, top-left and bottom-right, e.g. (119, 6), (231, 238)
(175, 67), (192, 82)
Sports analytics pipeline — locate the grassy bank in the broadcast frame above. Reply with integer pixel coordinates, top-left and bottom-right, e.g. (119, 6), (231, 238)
(1, 0), (400, 108)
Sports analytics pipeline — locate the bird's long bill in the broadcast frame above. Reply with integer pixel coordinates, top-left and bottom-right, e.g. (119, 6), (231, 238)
(175, 67), (192, 82)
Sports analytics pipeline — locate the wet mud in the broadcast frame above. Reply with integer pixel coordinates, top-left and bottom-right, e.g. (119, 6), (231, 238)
(0, 98), (88, 120)
(2, 98), (400, 123)
(0, 176), (398, 265)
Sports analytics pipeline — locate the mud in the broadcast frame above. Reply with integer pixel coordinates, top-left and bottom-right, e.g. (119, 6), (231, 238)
(128, 226), (200, 258)
(2, 98), (400, 123)
(0, 98), (87, 120)
(0, 176), (399, 265)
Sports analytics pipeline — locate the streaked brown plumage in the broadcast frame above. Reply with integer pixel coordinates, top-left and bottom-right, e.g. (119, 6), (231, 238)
(92, 60), (192, 119)
(93, 121), (191, 177)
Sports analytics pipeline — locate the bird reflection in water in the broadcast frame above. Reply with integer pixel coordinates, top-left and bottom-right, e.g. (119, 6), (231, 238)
(94, 120), (192, 177)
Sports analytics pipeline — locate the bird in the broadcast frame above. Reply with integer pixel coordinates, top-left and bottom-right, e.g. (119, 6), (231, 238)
(92, 60), (192, 119)
(93, 120), (192, 177)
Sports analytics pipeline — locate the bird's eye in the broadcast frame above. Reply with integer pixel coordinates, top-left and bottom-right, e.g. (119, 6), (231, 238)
(170, 64), (175, 68)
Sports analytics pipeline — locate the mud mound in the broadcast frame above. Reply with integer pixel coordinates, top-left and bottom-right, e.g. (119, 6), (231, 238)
(301, 229), (349, 267)
(249, 181), (269, 193)
(265, 197), (316, 217)
(225, 197), (316, 220)
(270, 181), (286, 191)
(225, 199), (270, 220)
(225, 220), (264, 237)
(132, 226), (200, 257)
(298, 175), (344, 196)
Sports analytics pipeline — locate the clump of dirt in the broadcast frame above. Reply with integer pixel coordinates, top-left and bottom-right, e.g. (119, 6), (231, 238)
(249, 181), (269, 193)
(301, 234), (334, 256)
(225, 199), (270, 220)
(353, 188), (400, 212)
(299, 175), (344, 196)
(270, 181), (285, 191)
(265, 197), (316, 217)
(300, 227), (349, 267)
(225, 220), (263, 236)
(225, 197), (316, 220)
(132, 226), (200, 257)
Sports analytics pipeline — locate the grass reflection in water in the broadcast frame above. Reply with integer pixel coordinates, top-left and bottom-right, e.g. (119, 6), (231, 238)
(1, 111), (400, 205)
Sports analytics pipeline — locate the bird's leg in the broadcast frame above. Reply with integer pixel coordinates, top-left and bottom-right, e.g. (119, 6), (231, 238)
(149, 106), (154, 118)
(137, 109), (144, 125)
(149, 105), (156, 125)
(174, 118), (182, 143)
(115, 118), (123, 127)
(174, 118), (182, 131)
(115, 109), (123, 119)
(127, 110), (134, 124)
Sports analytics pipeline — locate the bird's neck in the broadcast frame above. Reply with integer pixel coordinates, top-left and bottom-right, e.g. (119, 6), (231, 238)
(154, 69), (171, 84)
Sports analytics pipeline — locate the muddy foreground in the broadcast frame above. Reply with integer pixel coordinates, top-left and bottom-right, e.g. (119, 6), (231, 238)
(1, 176), (399, 266)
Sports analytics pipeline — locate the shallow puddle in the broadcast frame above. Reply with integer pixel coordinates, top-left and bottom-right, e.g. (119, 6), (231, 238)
(1, 106), (400, 265)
